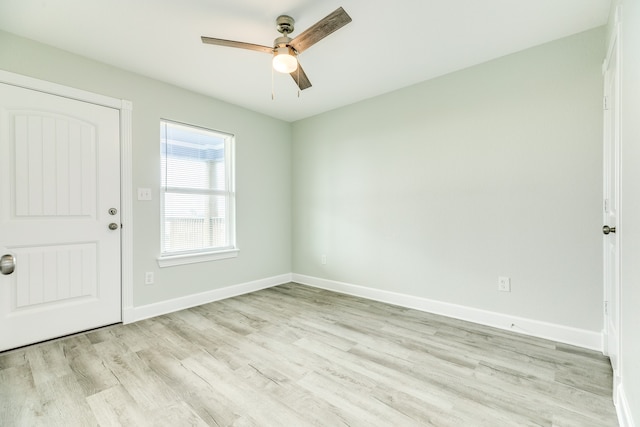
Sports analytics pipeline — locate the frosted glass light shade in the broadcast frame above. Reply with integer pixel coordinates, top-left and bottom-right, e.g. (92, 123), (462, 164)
(272, 47), (298, 73)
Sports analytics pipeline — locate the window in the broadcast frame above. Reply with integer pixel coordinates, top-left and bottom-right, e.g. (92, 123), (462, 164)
(159, 120), (236, 266)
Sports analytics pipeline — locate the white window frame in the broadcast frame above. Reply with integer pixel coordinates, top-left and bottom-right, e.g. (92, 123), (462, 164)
(157, 119), (238, 267)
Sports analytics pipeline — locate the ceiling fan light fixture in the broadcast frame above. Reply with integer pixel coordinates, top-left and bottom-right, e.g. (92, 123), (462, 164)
(202, 7), (352, 90)
(272, 46), (298, 73)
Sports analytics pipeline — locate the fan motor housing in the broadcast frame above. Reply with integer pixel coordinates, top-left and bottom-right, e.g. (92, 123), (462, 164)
(274, 36), (293, 49)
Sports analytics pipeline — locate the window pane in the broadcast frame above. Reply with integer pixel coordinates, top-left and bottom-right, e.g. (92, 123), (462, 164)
(161, 121), (226, 190)
(163, 193), (228, 252)
(164, 157), (210, 189)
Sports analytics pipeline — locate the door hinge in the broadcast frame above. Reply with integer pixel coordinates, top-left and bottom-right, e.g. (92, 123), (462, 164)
(604, 300), (609, 315)
(603, 96), (609, 111)
(604, 198), (609, 212)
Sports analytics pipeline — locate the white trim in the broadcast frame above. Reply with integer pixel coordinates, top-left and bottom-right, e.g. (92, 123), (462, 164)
(120, 101), (134, 318)
(0, 69), (133, 327)
(157, 248), (239, 267)
(123, 273), (291, 323)
(0, 69), (123, 110)
(292, 274), (603, 351)
(616, 383), (636, 427)
(159, 120), (237, 262)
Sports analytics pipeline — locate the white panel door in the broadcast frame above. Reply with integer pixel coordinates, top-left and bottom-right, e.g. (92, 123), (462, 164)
(602, 30), (620, 395)
(0, 83), (121, 352)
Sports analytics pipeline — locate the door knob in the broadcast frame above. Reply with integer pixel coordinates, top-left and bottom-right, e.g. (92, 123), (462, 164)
(0, 254), (15, 275)
(108, 223), (119, 230)
(603, 225), (616, 235)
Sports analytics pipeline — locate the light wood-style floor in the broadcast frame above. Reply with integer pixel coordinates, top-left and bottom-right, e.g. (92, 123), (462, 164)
(1, 283), (618, 426)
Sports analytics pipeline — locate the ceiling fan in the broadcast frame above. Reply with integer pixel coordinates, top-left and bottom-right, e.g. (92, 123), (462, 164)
(201, 7), (352, 91)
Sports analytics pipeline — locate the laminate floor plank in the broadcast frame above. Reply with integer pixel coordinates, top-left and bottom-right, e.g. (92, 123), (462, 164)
(94, 341), (178, 412)
(32, 373), (99, 426)
(25, 343), (73, 386)
(185, 353), (315, 427)
(65, 343), (121, 397)
(148, 401), (211, 427)
(0, 363), (40, 424)
(473, 362), (615, 425)
(86, 384), (152, 426)
(0, 283), (618, 426)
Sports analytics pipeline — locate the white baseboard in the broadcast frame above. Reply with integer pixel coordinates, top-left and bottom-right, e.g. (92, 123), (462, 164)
(122, 272), (603, 351)
(617, 383), (636, 427)
(122, 273), (292, 323)
(292, 273), (603, 351)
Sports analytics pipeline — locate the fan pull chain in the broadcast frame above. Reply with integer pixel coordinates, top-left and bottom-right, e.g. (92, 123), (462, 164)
(271, 65), (275, 100)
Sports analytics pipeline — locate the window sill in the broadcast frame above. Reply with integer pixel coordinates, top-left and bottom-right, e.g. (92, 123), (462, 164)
(157, 248), (239, 268)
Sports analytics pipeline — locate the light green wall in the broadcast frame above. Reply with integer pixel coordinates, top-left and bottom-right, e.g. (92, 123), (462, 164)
(0, 30), (292, 306)
(0, 26), (614, 341)
(292, 27), (605, 331)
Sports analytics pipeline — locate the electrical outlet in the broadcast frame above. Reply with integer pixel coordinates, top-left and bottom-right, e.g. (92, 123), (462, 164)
(498, 276), (511, 292)
(321, 254), (327, 265)
(145, 272), (154, 285)
(137, 188), (152, 201)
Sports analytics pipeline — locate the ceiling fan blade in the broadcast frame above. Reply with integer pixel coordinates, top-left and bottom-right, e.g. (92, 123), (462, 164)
(201, 36), (273, 54)
(290, 64), (312, 90)
(290, 7), (352, 54)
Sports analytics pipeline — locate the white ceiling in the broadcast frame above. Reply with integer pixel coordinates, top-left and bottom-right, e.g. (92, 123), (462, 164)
(0, 0), (611, 122)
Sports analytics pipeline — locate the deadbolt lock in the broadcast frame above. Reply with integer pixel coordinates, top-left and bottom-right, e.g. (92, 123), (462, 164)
(108, 208), (118, 215)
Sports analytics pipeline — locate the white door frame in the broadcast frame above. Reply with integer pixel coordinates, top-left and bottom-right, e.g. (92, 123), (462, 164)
(0, 69), (134, 323)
